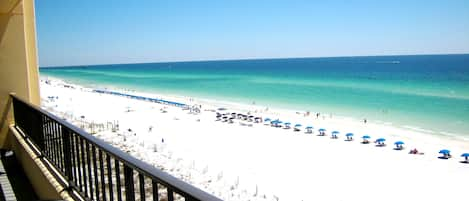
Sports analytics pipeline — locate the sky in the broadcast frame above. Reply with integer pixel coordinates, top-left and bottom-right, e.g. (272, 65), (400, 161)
(35, 0), (469, 67)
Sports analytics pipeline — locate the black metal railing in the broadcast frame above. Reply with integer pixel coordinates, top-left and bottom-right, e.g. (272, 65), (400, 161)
(10, 94), (222, 201)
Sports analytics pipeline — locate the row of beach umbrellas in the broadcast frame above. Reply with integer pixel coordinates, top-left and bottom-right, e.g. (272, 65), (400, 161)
(216, 112), (262, 123)
(438, 150), (469, 161)
(264, 118), (469, 163)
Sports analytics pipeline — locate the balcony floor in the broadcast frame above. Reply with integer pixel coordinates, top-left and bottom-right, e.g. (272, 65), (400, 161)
(1, 151), (38, 201)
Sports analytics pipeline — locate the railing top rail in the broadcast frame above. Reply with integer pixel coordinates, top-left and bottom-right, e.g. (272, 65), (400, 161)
(10, 93), (222, 201)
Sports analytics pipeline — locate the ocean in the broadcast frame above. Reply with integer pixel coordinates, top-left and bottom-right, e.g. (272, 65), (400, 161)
(40, 54), (469, 139)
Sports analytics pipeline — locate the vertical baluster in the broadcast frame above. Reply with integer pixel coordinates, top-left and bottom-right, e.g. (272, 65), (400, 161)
(37, 111), (45, 151)
(99, 150), (106, 201)
(86, 142), (94, 200)
(61, 127), (73, 181)
(80, 138), (88, 196)
(75, 135), (83, 192)
(42, 116), (48, 156)
(106, 154), (113, 201)
(43, 117), (51, 158)
(70, 133), (77, 182)
(54, 122), (62, 170)
(167, 188), (174, 201)
(47, 118), (54, 158)
(51, 121), (58, 166)
(152, 181), (158, 201)
(92, 146), (99, 200)
(124, 165), (135, 201)
(115, 160), (122, 201)
(58, 124), (65, 172)
(139, 174), (145, 201)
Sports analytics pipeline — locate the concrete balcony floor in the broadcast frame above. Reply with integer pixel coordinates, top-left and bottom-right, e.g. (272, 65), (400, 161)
(0, 151), (38, 201)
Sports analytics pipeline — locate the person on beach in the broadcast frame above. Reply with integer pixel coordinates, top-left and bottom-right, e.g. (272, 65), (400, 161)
(364, 118), (367, 124)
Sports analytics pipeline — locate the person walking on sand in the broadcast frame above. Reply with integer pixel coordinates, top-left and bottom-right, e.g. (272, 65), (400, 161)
(364, 118), (367, 124)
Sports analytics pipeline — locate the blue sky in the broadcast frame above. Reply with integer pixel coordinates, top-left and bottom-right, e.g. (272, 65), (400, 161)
(35, 0), (469, 66)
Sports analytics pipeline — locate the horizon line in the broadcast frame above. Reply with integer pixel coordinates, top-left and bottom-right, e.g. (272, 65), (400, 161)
(39, 52), (469, 68)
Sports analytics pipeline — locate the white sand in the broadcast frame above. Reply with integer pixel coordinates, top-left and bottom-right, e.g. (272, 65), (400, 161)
(40, 77), (469, 201)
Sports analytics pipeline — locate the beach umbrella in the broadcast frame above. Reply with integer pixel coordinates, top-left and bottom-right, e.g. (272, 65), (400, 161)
(295, 124), (302, 127)
(306, 126), (313, 129)
(376, 138), (386, 142)
(254, 117), (262, 123)
(345, 133), (354, 140)
(319, 128), (326, 132)
(285, 122), (291, 125)
(362, 135), (370, 139)
(331, 131), (340, 139)
(264, 118), (271, 122)
(394, 141), (404, 149)
(439, 149), (450, 154)
(461, 153), (469, 161)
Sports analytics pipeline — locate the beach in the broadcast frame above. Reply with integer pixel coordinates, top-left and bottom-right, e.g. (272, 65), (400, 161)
(39, 77), (469, 201)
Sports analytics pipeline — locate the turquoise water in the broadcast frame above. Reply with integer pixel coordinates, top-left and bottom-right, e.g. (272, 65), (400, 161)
(40, 55), (469, 138)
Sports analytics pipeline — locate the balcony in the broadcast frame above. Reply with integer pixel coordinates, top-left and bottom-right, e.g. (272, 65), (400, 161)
(8, 94), (222, 201)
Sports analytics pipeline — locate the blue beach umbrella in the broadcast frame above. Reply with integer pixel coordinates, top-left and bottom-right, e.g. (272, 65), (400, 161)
(461, 153), (469, 161)
(345, 133), (354, 141)
(306, 126), (313, 129)
(332, 131), (340, 135)
(285, 122), (291, 125)
(394, 141), (404, 149)
(319, 128), (326, 132)
(362, 135), (370, 139)
(264, 118), (271, 122)
(376, 138), (386, 142)
(295, 124), (302, 127)
(439, 149), (450, 154)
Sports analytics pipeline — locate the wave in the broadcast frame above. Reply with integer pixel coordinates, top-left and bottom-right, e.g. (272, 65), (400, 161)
(375, 61), (400, 64)
(402, 125), (437, 134)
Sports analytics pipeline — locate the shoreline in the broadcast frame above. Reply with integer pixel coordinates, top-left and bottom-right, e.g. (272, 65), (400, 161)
(39, 76), (469, 201)
(41, 75), (469, 145)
